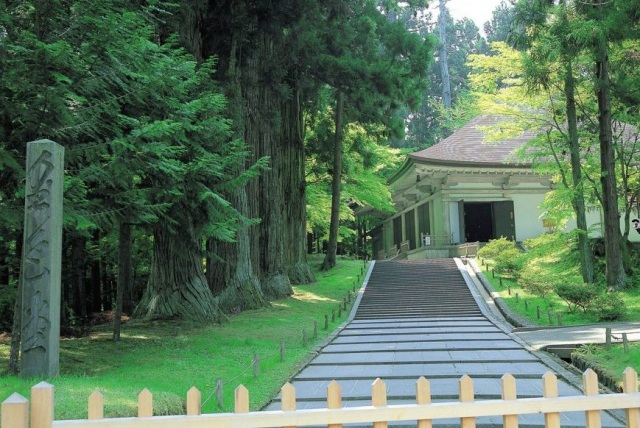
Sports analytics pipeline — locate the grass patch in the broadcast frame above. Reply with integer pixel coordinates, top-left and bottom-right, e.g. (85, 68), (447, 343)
(0, 255), (367, 419)
(477, 233), (640, 388)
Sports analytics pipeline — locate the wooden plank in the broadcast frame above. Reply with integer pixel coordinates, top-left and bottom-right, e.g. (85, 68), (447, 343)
(88, 390), (104, 420)
(416, 376), (432, 428)
(234, 385), (249, 414)
(501, 374), (518, 428)
(459, 375), (476, 428)
(542, 372), (560, 428)
(138, 389), (153, 418)
(281, 382), (296, 428)
(372, 378), (388, 428)
(1, 393), (29, 428)
(327, 380), (342, 428)
(48, 393), (640, 428)
(583, 369), (601, 428)
(31, 381), (54, 428)
(186, 387), (201, 416)
(623, 368), (640, 428)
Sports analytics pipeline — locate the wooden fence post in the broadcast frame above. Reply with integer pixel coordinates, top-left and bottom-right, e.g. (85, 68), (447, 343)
(31, 382), (54, 428)
(583, 369), (601, 427)
(557, 312), (563, 326)
(187, 387), (201, 416)
(459, 375), (475, 428)
(138, 388), (153, 418)
(88, 390), (104, 420)
(253, 354), (260, 378)
(542, 372), (560, 428)
(2, 393), (29, 428)
(325, 314), (329, 330)
(416, 376), (432, 428)
(216, 379), (224, 409)
(327, 381), (343, 428)
(606, 328), (612, 346)
(281, 383), (296, 428)
(501, 374), (517, 428)
(372, 378), (388, 428)
(536, 306), (541, 319)
(623, 368), (640, 427)
(235, 385), (249, 414)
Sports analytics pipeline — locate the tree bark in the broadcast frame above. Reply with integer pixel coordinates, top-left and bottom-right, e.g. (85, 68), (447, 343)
(562, 54), (594, 283)
(8, 237), (23, 374)
(134, 212), (222, 322)
(114, 221), (132, 341)
(594, 16), (626, 289)
(283, 79), (315, 284)
(322, 91), (345, 271)
(244, 31), (293, 297)
(438, 0), (452, 109)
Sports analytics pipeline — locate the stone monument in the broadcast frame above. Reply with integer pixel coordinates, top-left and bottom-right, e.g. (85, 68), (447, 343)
(20, 140), (64, 378)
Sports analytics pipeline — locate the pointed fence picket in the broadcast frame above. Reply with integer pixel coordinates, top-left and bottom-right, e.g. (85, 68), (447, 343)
(3, 369), (640, 428)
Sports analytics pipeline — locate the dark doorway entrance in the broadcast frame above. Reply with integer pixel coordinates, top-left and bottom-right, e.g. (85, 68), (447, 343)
(464, 203), (493, 242)
(462, 201), (516, 242)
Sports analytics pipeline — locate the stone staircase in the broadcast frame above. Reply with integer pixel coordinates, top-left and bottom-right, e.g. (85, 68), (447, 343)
(354, 259), (483, 319)
(265, 259), (623, 427)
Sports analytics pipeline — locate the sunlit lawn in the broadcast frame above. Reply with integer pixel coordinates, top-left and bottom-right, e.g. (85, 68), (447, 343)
(0, 255), (367, 419)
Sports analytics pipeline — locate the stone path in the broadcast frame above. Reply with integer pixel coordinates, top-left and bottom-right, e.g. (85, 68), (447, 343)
(266, 259), (624, 427)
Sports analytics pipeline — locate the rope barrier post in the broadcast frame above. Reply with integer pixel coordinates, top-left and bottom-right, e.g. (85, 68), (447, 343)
(338, 305), (342, 318)
(313, 321), (318, 339)
(515, 292), (519, 304)
(547, 309), (553, 325)
(499, 277), (503, 287)
(216, 378), (224, 409)
(302, 329), (307, 347)
(606, 327), (612, 347)
(623, 333), (629, 354)
(556, 312), (563, 326)
(524, 300), (529, 310)
(508, 285), (511, 295)
(253, 354), (260, 378)
(280, 340), (286, 362)
(332, 309), (335, 322)
(536, 306), (541, 319)
(324, 314), (329, 330)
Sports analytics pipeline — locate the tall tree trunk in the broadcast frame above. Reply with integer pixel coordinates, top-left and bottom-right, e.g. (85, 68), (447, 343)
(283, 80), (315, 284)
(322, 91), (345, 271)
(438, 0), (452, 109)
(8, 236), (23, 374)
(134, 211), (222, 322)
(72, 235), (88, 321)
(245, 31), (292, 297)
(563, 53), (594, 283)
(114, 221), (132, 341)
(594, 16), (626, 289)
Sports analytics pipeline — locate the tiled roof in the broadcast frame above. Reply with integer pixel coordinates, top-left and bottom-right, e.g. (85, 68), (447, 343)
(410, 115), (535, 167)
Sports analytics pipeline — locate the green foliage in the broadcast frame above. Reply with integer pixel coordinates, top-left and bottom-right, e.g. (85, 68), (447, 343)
(518, 266), (555, 299)
(591, 293), (627, 322)
(554, 282), (599, 313)
(494, 247), (525, 276)
(477, 237), (517, 260)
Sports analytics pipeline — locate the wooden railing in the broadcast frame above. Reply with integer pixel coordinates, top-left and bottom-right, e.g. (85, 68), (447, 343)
(3, 369), (640, 428)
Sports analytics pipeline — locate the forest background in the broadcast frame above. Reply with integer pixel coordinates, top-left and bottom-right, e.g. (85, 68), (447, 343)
(1, 0), (640, 374)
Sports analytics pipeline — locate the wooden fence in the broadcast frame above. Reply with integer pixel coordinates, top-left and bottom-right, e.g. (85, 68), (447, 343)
(3, 369), (640, 428)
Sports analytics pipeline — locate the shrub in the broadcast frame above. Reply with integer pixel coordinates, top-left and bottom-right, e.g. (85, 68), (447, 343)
(494, 248), (525, 276)
(518, 267), (555, 298)
(590, 293), (626, 321)
(554, 282), (599, 313)
(478, 237), (516, 260)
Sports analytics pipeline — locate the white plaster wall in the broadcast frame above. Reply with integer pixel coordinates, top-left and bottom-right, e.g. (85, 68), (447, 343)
(511, 193), (548, 241)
